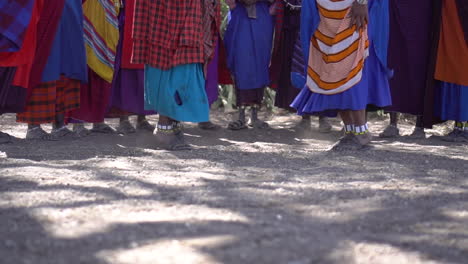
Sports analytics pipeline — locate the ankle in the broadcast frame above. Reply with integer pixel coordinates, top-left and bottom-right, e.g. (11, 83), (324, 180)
(354, 123), (369, 135)
(344, 124), (355, 135)
(157, 123), (175, 133)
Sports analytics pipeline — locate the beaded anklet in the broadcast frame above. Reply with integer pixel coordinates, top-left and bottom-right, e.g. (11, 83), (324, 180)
(353, 123), (369, 135)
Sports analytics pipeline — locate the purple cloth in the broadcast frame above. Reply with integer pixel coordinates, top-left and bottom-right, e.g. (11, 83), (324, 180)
(108, 3), (155, 115)
(0, 67), (27, 113)
(274, 7), (301, 110)
(385, 0), (433, 117)
(205, 41), (219, 105)
(0, 0), (34, 52)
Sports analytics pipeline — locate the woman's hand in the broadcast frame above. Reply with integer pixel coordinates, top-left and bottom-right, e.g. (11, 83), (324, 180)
(269, 2), (277, 15)
(350, 1), (368, 30)
(226, 0), (237, 10)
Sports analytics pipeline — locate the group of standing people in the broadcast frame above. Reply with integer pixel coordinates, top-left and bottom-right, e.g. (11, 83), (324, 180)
(0, 0), (467, 151)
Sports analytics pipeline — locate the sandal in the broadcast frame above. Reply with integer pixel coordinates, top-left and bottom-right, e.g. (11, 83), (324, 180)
(198, 121), (221, 131)
(228, 120), (248, 130)
(72, 124), (91, 138)
(26, 127), (57, 141)
(330, 133), (357, 151)
(91, 123), (116, 134)
(50, 126), (74, 139)
(379, 125), (400, 138)
(136, 120), (156, 132)
(117, 120), (136, 134)
(0, 131), (12, 144)
(408, 127), (426, 139)
(248, 119), (269, 129)
(155, 131), (191, 151)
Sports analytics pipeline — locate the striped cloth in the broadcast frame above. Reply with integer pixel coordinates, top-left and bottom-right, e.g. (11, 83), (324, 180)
(306, 0), (369, 95)
(17, 76), (81, 125)
(0, 0), (35, 52)
(83, 0), (120, 82)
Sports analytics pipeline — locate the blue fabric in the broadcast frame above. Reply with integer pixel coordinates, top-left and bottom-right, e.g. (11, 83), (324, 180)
(291, 0), (391, 113)
(0, 0), (34, 52)
(224, 2), (274, 90)
(144, 63), (209, 123)
(434, 82), (468, 122)
(291, 44), (391, 113)
(41, 0), (87, 83)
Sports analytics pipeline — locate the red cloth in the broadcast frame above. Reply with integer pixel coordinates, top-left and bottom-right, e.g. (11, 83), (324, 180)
(435, 0), (468, 86)
(68, 69), (112, 123)
(27, 0), (65, 90)
(122, 0), (143, 69)
(132, 0), (220, 70)
(17, 76), (80, 125)
(218, 39), (233, 85)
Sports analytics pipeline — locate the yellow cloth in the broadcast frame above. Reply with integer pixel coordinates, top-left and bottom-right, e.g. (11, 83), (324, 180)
(82, 0), (120, 82)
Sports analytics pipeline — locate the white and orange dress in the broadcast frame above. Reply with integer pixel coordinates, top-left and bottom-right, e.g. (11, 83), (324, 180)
(291, 0), (391, 114)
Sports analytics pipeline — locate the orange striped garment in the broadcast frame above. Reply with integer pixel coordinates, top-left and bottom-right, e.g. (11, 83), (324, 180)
(307, 0), (369, 95)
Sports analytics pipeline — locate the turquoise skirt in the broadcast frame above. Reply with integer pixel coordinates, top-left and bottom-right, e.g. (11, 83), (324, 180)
(144, 63), (209, 123)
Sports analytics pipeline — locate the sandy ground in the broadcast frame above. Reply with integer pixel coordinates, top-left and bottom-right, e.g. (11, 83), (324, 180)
(0, 110), (467, 264)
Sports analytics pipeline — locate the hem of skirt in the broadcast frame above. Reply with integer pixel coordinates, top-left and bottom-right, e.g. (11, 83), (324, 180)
(434, 114), (468, 122)
(149, 108), (209, 123)
(292, 103), (392, 114)
(17, 106), (80, 125)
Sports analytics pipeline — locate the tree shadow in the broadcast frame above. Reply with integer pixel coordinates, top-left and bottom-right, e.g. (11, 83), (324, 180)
(1, 143), (468, 263)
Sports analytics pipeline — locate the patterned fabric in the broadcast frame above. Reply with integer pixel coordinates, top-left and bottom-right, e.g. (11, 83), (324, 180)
(0, 0), (35, 52)
(306, 0), (369, 95)
(17, 77), (81, 125)
(132, 0), (220, 70)
(83, 0), (120, 82)
(202, 0), (218, 63)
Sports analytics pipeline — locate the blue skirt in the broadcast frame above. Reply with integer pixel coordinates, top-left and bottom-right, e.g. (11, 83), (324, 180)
(224, 2), (274, 90)
(434, 81), (468, 122)
(291, 44), (392, 114)
(144, 63), (209, 123)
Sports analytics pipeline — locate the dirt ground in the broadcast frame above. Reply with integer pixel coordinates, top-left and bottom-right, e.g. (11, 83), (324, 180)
(0, 110), (467, 264)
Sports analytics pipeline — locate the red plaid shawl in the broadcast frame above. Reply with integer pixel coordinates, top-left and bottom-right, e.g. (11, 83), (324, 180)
(132, 0), (220, 70)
